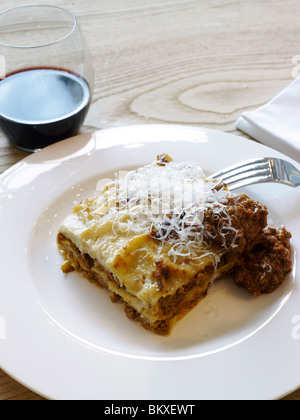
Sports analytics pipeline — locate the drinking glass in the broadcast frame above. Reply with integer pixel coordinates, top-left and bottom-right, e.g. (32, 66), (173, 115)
(0, 5), (94, 152)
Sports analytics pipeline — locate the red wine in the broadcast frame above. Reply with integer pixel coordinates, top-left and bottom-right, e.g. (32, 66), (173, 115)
(0, 67), (91, 151)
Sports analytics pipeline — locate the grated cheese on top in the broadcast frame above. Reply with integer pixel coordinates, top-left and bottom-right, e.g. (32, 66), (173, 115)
(93, 155), (237, 265)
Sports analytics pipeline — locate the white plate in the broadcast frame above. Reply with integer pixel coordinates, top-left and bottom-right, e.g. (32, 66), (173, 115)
(0, 124), (300, 400)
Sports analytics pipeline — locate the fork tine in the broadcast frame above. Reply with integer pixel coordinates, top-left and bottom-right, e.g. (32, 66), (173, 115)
(219, 162), (269, 183)
(223, 168), (271, 187)
(209, 158), (267, 181)
(209, 157), (300, 191)
(226, 174), (273, 190)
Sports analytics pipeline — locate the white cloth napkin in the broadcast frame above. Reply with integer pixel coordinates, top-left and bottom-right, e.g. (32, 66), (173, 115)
(236, 78), (300, 162)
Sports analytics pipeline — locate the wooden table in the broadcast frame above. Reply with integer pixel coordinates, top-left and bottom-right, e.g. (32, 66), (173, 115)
(0, 0), (299, 400)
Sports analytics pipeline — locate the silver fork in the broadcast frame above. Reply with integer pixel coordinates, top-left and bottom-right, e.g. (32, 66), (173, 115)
(208, 157), (300, 190)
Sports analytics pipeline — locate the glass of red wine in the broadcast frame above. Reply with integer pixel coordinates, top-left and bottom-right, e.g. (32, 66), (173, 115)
(0, 5), (94, 152)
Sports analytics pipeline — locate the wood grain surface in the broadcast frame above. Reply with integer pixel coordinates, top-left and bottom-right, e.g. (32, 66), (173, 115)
(0, 0), (299, 400)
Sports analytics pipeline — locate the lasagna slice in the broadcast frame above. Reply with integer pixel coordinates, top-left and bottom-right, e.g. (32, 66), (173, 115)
(57, 154), (292, 335)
